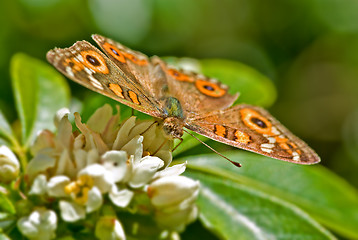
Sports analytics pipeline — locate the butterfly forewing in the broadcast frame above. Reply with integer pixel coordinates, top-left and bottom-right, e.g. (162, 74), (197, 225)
(92, 35), (168, 100)
(186, 104), (320, 164)
(47, 35), (321, 166)
(46, 40), (163, 118)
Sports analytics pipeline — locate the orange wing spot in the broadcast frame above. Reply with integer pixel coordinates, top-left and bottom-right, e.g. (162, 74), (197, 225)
(128, 90), (140, 105)
(168, 69), (194, 82)
(103, 42), (126, 63)
(109, 83), (124, 98)
(240, 108), (273, 135)
(234, 130), (252, 144)
(275, 136), (288, 143)
(214, 125), (227, 138)
(65, 58), (84, 72)
(195, 79), (226, 97)
(288, 142), (298, 149)
(296, 149), (302, 155)
(123, 53), (148, 66)
(279, 142), (293, 154)
(279, 142), (290, 150)
(81, 50), (109, 74)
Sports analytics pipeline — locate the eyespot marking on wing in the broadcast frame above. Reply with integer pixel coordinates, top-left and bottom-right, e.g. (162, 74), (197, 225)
(123, 52), (148, 66)
(103, 42), (126, 63)
(240, 108), (273, 135)
(80, 50), (109, 74)
(168, 69), (194, 82)
(109, 83), (125, 98)
(195, 79), (226, 97)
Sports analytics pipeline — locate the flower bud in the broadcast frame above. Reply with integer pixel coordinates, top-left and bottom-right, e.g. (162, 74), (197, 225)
(0, 145), (20, 183)
(17, 208), (57, 240)
(95, 216), (126, 240)
(148, 176), (199, 210)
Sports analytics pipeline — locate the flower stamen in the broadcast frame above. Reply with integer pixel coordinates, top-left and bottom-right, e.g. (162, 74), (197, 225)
(64, 175), (94, 205)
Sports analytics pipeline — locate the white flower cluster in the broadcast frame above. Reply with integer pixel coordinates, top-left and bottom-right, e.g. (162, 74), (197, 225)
(14, 105), (199, 240)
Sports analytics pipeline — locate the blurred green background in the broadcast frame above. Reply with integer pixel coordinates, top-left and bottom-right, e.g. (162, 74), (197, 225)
(1, 0), (358, 189)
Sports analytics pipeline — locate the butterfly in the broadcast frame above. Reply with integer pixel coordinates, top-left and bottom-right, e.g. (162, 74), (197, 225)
(46, 34), (320, 167)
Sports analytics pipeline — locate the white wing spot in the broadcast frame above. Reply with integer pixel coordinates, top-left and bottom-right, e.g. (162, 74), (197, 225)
(261, 148), (273, 153)
(76, 54), (83, 62)
(66, 66), (74, 78)
(271, 126), (280, 135)
(292, 151), (300, 161)
(268, 137), (276, 143)
(89, 75), (104, 90)
(84, 67), (94, 75)
(261, 143), (275, 149)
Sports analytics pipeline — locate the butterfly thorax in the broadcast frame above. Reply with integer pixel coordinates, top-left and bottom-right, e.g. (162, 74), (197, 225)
(162, 97), (185, 139)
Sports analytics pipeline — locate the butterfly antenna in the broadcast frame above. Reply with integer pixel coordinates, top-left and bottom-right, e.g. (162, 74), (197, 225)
(183, 129), (242, 167)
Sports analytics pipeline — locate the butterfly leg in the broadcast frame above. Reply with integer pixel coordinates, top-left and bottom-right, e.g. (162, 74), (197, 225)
(139, 121), (158, 135)
(152, 138), (169, 155)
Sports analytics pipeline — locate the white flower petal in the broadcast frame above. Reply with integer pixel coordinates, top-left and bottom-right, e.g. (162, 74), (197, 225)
(129, 156), (164, 188)
(27, 149), (56, 179)
(155, 150), (172, 168)
(155, 205), (198, 232)
(73, 149), (87, 171)
(148, 176), (199, 209)
(109, 185), (134, 208)
(101, 150), (128, 183)
(56, 115), (73, 150)
(78, 164), (113, 193)
(86, 187), (103, 213)
(112, 116), (137, 150)
(17, 216), (38, 238)
(29, 174), (47, 195)
(47, 176), (70, 197)
(55, 149), (75, 177)
(87, 148), (100, 166)
(59, 200), (86, 222)
(128, 121), (155, 141)
(86, 104), (113, 133)
(153, 162), (187, 179)
(54, 108), (70, 127)
(30, 130), (55, 156)
(121, 136), (143, 165)
(73, 134), (85, 150)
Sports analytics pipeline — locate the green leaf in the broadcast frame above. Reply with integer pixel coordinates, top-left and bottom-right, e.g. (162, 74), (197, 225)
(0, 111), (13, 146)
(0, 233), (11, 240)
(163, 57), (277, 107)
(0, 110), (13, 142)
(0, 193), (15, 215)
(200, 59), (277, 107)
(185, 170), (335, 240)
(178, 151), (358, 239)
(10, 53), (70, 147)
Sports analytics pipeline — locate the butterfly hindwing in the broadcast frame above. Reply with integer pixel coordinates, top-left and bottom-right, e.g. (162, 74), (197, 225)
(186, 104), (320, 164)
(153, 58), (239, 115)
(46, 40), (163, 118)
